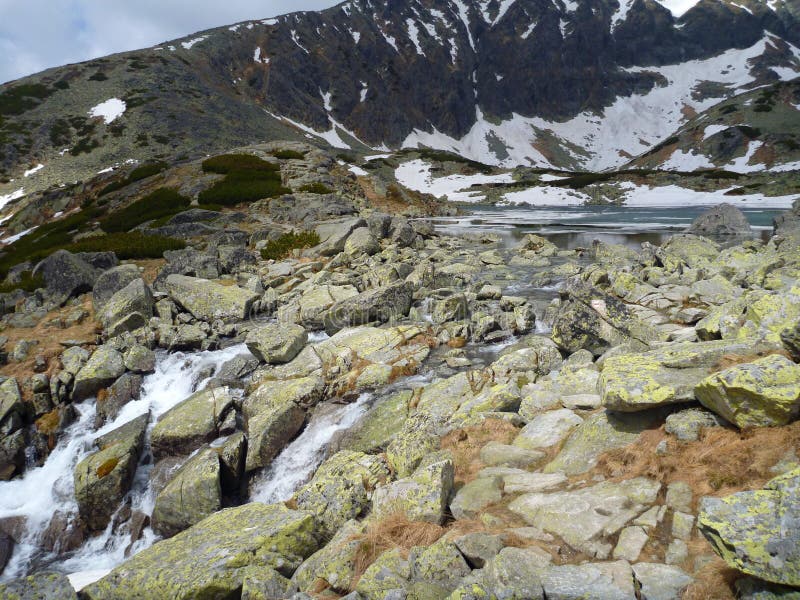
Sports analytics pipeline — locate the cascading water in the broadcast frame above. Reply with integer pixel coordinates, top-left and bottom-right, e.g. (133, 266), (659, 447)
(0, 343), (247, 586)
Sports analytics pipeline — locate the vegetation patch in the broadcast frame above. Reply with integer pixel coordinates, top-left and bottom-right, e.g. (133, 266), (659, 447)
(272, 149), (306, 160)
(0, 84), (53, 117)
(298, 182), (333, 194)
(260, 230), (320, 260)
(199, 154), (289, 206)
(95, 457), (120, 478)
(65, 231), (186, 259)
(88, 72), (108, 82)
(99, 161), (168, 196)
(413, 148), (494, 175)
(201, 153), (279, 174)
(0, 271), (45, 293)
(100, 187), (190, 232)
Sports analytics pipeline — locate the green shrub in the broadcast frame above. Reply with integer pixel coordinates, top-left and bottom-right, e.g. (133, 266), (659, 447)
(65, 231), (185, 258)
(415, 148), (493, 174)
(201, 153), (279, 174)
(88, 72), (108, 82)
(0, 84), (53, 116)
(298, 182), (333, 194)
(0, 271), (45, 293)
(272, 149), (306, 160)
(49, 119), (71, 146)
(198, 178), (290, 206)
(71, 137), (100, 156)
(260, 231), (320, 260)
(101, 187), (190, 233)
(99, 161), (168, 195)
(53, 80), (70, 90)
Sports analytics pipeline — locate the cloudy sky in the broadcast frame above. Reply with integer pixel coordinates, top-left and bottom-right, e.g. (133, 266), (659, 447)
(0, 0), (340, 84)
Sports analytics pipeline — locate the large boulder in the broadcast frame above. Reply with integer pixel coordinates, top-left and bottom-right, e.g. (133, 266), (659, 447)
(294, 284), (359, 328)
(695, 354), (800, 428)
(294, 450), (390, 537)
(152, 448), (221, 538)
(344, 226), (380, 256)
(92, 264), (141, 310)
(74, 414), (148, 530)
(98, 278), (154, 337)
(551, 279), (661, 356)
(291, 520), (364, 594)
(314, 217), (367, 256)
(322, 281), (413, 334)
(82, 503), (320, 600)
(0, 572), (78, 600)
(698, 468), (800, 587)
(687, 203), (752, 236)
(72, 346), (126, 401)
(509, 477), (660, 558)
(164, 274), (260, 322)
(245, 323), (307, 364)
(599, 339), (775, 412)
(373, 454), (454, 524)
(150, 387), (236, 459)
(0, 377), (23, 434)
(34, 250), (100, 304)
(243, 377), (321, 472)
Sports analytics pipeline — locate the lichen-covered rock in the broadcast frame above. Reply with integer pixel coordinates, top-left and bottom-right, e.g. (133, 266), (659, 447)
(373, 455), (454, 524)
(245, 322), (308, 364)
(165, 274), (260, 322)
(0, 377), (23, 433)
(74, 414), (147, 531)
(698, 468), (800, 587)
(356, 548), (411, 600)
(509, 478), (660, 558)
(519, 234), (558, 257)
(72, 345), (126, 401)
(123, 345), (156, 374)
(322, 281), (413, 334)
(599, 339), (773, 412)
(453, 533), (504, 569)
(543, 410), (661, 476)
(737, 286), (800, 344)
(34, 249), (100, 304)
(541, 560), (636, 600)
(344, 226), (380, 256)
(93, 264), (141, 311)
(294, 284), (359, 328)
(695, 354), (800, 428)
(462, 547), (550, 600)
(243, 377), (320, 471)
(292, 520), (364, 593)
(513, 409), (582, 450)
(336, 390), (410, 453)
(782, 321), (800, 361)
(150, 386), (235, 459)
(688, 203), (752, 237)
(410, 538), (471, 593)
(665, 407), (728, 441)
(315, 217), (367, 256)
(449, 476), (501, 520)
(152, 448), (221, 538)
(0, 571), (78, 600)
(479, 441), (545, 469)
(386, 413), (446, 477)
(294, 450), (390, 537)
(632, 563), (692, 600)
(240, 569), (292, 600)
(82, 503), (320, 600)
(492, 340), (563, 379)
(98, 278), (153, 337)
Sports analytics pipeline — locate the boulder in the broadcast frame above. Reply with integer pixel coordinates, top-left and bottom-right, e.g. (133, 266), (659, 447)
(295, 284), (359, 328)
(695, 354), (800, 428)
(599, 339), (776, 412)
(95, 372), (143, 425)
(459, 546), (549, 599)
(336, 389), (410, 453)
(0, 378), (23, 434)
(632, 563), (692, 600)
(698, 468), (800, 587)
(72, 346), (126, 402)
(665, 407), (728, 441)
(243, 377), (320, 471)
(541, 560), (636, 600)
(34, 250), (99, 304)
(294, 450), (390, 537)
(322, 281), (413, 334)
(152, 448), (221, 538)
(240, 569), (292, 600)
(74, 414), (147, 530)
(509, 478), (660, 558)
(373, 455), (454, 524)
(519, 234), (558, 256)
(92, 264), (141, 310)
(344, 226), (380, 256)
(164, 274), (260, 322)
(409, 538), (470, 593)
(782, 321), (800, 361)
(513, 409), (582, 450)
(355, 548), (411, 599)
(314, 218), (366, 256)
(291, 520), (363, 594)
(449, 476), (501, 520)
(245, 323), (307, 364)
(123, 345), (156, 374)
(687, 203), (752, 236)
(98, 278), (154, 337)
(0, 572), (78, 600)
(82, 503), (320, 600)
(150, 387), (236, 459)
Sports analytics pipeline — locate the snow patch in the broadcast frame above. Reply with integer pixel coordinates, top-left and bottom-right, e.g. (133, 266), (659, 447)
(452, 0), (476, 50)
(622, 183), (796, 208)
(351, 30), (361, 44)
(1, 226), (37, 244)
(181, 35), (208, 50)
(654, 0), (701, 17)
(521, 21), (538, 39)
(702, 124), (728, 140)
(727, 140), (765, 172)
(262, 18), (278, 26)
(0, 188), (24, 211)
(660, 149), (715, 171)
(612, 0), (636, 29)
(360, 83), (368, 103)
(291, 30), (309, 54)
(23, 164), (44, 177)
(88, 98), (126, 124)
(395, 159), (513, 202)
(504, 186), (589, 206)
(349, 165), (368, 176)
(406, 19), (425, 55)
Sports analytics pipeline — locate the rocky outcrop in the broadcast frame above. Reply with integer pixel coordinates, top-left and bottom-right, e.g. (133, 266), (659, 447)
(164, 274), (260, 322)
(245, 322), (307, 364)
(33, 250), (100, 305)
(71, 346), (126, 402)
(321, 281), (413, 334)
(98, 278), (154, 337)
(687, 203), (752, 236)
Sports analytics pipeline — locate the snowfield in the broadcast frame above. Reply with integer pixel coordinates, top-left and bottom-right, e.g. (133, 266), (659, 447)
(89, 99), (127, 124)
(395, 159), (513, 202)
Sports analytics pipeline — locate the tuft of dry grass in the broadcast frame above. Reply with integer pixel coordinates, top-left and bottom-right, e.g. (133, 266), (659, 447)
(681, 556), (739, 600)
(440, 419), (520, 485)
(596, 421), (800, 501)
(710, 349), (791, 373)
(349, 513), (446, 589)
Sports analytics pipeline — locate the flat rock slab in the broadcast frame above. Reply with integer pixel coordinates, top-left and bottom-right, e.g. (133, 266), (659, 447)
(165, 274), (260, 322)
(509, 477), (660, 558)
(245, 322), (308, 364)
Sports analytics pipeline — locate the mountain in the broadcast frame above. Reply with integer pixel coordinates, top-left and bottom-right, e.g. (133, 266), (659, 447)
(1, 0), (800, 197)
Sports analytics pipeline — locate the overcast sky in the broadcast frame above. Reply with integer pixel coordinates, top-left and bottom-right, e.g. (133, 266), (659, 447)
(0, 0), (340, 84)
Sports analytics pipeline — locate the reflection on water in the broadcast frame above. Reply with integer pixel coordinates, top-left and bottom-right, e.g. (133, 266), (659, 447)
(429, 204), (780, 249)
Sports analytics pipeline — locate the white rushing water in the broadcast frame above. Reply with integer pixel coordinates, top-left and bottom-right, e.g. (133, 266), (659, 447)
(0, 343), (247, 584)
(249, 393), (372, 503)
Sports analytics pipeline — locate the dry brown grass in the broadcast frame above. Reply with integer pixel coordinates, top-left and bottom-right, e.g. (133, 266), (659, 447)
(349, 512), (446, 589)
(597, 422), (800, 501)
(440, 419), (520, 485)
(710, 349), (792, 373)
(681, 556), (739, 600)
(129, 258), (165, 285)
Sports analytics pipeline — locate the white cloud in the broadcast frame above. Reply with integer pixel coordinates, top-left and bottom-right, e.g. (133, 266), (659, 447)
(0, 0), (339, 83)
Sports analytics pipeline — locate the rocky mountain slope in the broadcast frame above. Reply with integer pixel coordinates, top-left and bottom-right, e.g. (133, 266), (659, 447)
(0, 143), (798, 598)
(2, 0), (800, 199)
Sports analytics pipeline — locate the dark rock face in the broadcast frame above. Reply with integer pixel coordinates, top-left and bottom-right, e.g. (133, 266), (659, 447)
(1, 0), (798, 179)
(33, 250), (100, 305)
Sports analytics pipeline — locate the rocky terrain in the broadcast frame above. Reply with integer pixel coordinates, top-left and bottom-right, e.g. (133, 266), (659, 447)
(2, 0), (800, 198)
(0, 143), (797, 598)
